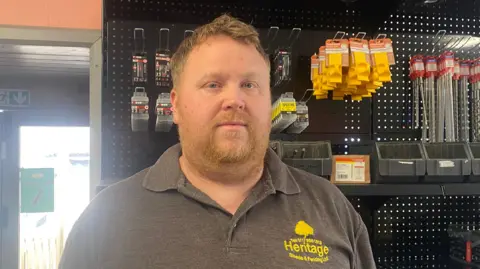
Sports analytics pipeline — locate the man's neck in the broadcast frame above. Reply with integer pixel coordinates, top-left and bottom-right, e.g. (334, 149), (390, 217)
(178, 155), (264, 215)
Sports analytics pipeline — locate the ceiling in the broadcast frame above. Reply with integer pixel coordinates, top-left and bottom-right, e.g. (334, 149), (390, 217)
(0, 44), (90, 78)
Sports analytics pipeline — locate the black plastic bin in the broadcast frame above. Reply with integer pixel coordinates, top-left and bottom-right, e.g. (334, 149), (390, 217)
(280, 141), (332, 177)
(373, 142), (426, 183)
(469, 143), (480, 183)
(423, 143), (472, 183)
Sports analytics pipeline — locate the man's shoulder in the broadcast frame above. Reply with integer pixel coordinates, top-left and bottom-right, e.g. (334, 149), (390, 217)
(87, 168), (155, 213)
(97, 168), (149, 196)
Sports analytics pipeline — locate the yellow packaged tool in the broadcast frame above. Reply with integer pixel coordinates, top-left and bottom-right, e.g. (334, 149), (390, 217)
(353, 85), (372, 100)
(311, 53), (320, 93)
(286, 101), (309, 133)
(309, 33), (394, 101)
(325, 32), (349, 86)
(369, 34), (394, 83)
(366, 69), (384, 93)
(311, 53), (319, 81)
(319, 46), (335, 91)
(287, 89), (313, 134)
(349, 33), (370, 83)
(384, 37), (396, 66)
(311, 50), (325, 99)
(332, 90), (346, 101)
(271, 92), (298, 133)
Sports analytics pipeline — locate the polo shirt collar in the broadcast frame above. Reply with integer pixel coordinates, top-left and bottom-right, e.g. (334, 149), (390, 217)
(142, 143), (300, 195)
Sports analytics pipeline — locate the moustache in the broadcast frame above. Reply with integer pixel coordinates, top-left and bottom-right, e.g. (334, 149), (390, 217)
(214, 113), (250, 127)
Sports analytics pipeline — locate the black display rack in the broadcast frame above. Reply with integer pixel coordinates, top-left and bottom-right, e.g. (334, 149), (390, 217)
(102, 0), (480, 267)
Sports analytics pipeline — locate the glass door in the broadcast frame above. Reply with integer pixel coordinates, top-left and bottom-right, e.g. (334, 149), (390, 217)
(0, 113), (90, 269)
(18, 126), (90, 269)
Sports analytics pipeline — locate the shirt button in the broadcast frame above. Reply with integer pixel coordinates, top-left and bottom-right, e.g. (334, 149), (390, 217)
(233, 223), (237, 228)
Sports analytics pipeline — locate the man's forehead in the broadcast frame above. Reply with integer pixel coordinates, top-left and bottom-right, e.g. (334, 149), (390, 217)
(179, 35), (269, 83)
(189, 36), (259, 57)
(185, 51), (269, 76)
(197, 71), (265, 80)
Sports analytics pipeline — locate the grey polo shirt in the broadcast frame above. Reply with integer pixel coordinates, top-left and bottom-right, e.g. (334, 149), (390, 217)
(59, 144), (376, 269)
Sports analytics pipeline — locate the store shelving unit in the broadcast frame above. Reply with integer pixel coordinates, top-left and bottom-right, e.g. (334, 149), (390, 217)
(338, 183), (480, 196)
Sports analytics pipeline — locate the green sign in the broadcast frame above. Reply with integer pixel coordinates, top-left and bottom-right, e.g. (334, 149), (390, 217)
(20, 168), (54, 213)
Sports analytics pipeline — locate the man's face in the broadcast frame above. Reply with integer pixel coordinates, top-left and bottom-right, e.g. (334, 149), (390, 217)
(171, 35), (271, 165)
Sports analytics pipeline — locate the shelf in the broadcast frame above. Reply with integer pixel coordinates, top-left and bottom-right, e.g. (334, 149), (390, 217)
(444, 184), (480, 196)
(336, 183), (480, 196)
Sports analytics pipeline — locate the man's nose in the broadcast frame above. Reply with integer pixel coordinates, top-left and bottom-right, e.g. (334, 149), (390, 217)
(222, 86), (246, 110)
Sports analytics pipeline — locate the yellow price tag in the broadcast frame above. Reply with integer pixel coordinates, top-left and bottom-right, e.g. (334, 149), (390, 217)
(280, 102), (296, 112)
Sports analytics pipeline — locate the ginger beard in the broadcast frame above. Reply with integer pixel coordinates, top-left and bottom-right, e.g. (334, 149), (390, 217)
(178, 111), (270, 167)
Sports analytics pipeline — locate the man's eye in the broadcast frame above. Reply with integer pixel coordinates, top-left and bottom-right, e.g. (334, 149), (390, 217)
(242, 82), (258, 89)
(205, 82), (220, 89)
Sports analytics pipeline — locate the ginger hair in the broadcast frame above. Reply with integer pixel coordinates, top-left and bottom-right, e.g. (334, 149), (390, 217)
(170, 14), (270, 87)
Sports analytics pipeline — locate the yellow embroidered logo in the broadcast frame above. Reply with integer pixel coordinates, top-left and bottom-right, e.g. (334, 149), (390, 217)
(283, 221), (330, 263)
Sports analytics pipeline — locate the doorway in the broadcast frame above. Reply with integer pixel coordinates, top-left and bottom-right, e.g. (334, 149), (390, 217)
(19, 126), (90, 269)
(0, 27), (101, 269)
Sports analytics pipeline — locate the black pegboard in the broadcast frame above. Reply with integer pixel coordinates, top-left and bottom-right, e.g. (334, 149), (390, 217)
(105, 1), (366, 30)
(102, 19), (374, 179)
(382, 0), (480, 35)
(349, 196), (376, 240)
(374, 196), (480, 268)
(102, 129), (180, 179)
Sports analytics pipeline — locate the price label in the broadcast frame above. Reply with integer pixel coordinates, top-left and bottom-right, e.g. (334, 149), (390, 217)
(334, 157), (367, 183)
(280, 102), (297, 112)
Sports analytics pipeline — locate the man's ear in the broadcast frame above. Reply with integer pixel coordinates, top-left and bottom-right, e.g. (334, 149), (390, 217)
(171, 89), (180, 124)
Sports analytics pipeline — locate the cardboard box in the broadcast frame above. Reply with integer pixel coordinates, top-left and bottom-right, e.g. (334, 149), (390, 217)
(331, 155), (371, 184)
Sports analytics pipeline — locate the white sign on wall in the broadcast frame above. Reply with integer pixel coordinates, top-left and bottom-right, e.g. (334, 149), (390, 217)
(0, 90), (30, 107)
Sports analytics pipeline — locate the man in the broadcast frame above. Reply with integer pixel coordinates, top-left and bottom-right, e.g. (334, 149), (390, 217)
(60, 14), (376, 269)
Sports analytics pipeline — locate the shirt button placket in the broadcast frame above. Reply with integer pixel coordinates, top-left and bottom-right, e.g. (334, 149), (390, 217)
(226, 221), (238, 250)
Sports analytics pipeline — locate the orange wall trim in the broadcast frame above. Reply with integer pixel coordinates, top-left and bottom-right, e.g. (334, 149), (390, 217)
(0, 0), (101, 30)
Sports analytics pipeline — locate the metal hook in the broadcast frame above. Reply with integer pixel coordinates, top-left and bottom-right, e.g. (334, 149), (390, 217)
(445, 37), (463, 51)
(433, 30), (446, 42)
(355, 32), (367, 40)
(265, 26), (279, 52)
(457, 36), (473, 50)
(184, 30), (194, 39)
(333, 31), (346, 40)
(134, 28), (145, 39)
(431, 30), (447, 53)
(300, 89), (314, 103)
(287, 28), (302, 50)
(134, 28), (145, 53)
(159, 28), (170, 51)
(375, 33), (387, 41)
